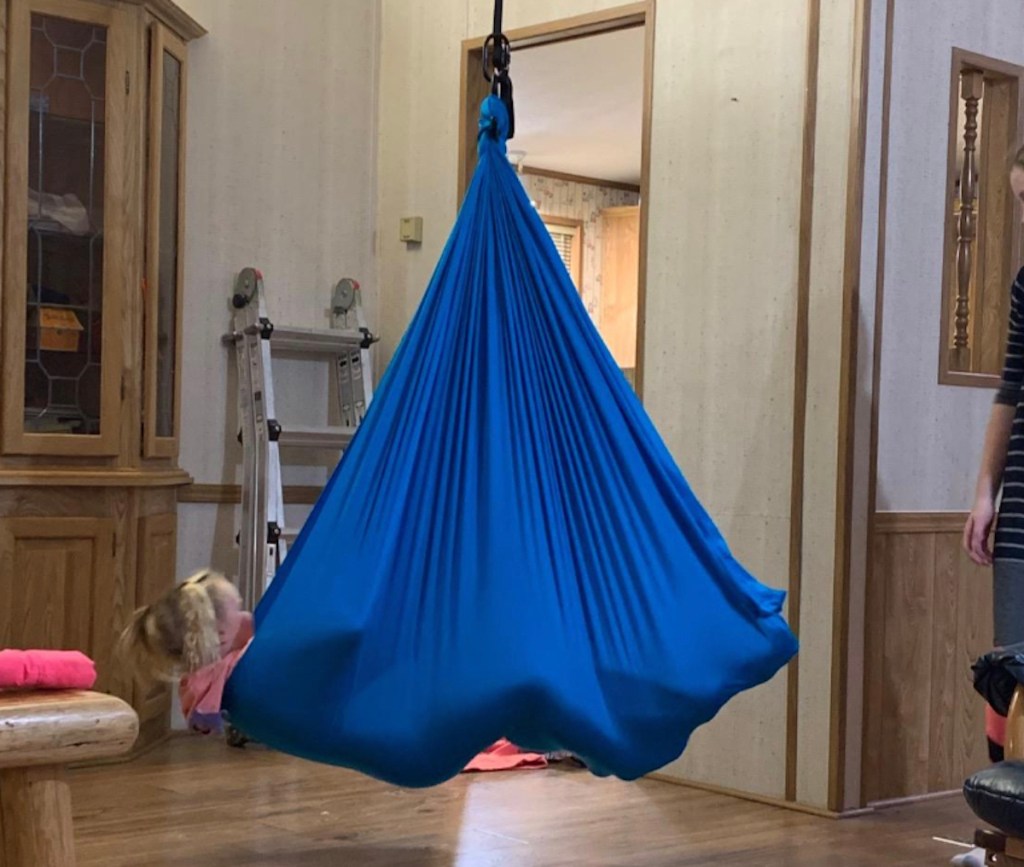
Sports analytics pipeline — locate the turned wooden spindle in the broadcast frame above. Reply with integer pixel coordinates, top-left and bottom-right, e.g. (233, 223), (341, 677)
(952, 69), (984, 371)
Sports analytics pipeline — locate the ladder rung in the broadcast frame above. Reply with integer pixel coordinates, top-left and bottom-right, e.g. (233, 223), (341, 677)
(281, 528), (300, 542)
(222, 326), (367, 354)
(278, 425), (355, 449)
(270, 326), (368, 354)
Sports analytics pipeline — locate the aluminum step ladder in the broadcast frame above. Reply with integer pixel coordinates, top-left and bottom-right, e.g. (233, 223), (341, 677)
(226, 267), (377, 609)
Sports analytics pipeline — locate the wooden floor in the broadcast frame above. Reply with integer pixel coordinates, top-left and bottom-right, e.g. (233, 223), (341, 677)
(71, 737), (977, 866)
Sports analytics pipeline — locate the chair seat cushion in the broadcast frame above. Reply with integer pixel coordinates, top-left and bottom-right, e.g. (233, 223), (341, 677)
(965, 761), (1024, 837)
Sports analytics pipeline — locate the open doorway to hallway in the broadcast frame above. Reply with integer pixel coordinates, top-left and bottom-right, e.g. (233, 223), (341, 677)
(459, 5), (653, 394)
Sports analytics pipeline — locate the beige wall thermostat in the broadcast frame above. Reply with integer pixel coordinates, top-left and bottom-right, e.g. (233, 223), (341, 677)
(400, 217), (423, 244)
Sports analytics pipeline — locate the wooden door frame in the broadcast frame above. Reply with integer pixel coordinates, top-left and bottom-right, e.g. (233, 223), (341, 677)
(457, 1), (656, 398)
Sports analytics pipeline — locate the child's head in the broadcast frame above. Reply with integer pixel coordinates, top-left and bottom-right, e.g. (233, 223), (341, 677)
(118, 569), (242, 682)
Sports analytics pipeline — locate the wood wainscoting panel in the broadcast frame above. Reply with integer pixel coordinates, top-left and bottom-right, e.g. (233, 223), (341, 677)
(863, 512), (990, 802)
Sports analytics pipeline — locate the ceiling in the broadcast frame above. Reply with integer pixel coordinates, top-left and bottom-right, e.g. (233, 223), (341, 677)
(508, 27), (644, 186)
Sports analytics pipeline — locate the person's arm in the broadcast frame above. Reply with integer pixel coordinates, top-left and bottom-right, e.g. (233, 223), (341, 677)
(965, 404), (1015, 566)
(965, 271), (1024, 565)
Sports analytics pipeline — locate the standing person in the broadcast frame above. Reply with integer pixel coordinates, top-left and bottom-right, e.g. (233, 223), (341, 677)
(959, 147), (1024, 867)
(964, 148), (1024, 763)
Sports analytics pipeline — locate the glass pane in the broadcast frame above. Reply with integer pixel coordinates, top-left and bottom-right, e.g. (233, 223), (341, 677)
(25, 14), (106, 436)
(155, 50), (181, 438)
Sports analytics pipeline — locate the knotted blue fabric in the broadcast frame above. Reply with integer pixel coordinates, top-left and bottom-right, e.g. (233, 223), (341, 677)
(223, 97), (798, 787)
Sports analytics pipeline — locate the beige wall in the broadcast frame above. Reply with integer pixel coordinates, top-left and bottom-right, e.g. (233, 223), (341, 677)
(641, 0), (806, 801)
(377, 0), (862, 808)
(875, 0), (1024, 512)
(171, 0), (380, 575)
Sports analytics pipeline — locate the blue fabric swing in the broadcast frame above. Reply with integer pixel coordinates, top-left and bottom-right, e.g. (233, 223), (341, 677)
(222, 94), (798, 788)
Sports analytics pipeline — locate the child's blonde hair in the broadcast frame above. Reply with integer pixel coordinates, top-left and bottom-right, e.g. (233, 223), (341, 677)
(118, 569), (240, 682)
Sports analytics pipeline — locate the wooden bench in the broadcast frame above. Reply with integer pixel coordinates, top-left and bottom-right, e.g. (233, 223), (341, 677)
(0, 690), (138, 867)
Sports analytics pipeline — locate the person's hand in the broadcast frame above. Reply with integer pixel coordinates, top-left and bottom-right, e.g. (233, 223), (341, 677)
(964, 495), (996, 566)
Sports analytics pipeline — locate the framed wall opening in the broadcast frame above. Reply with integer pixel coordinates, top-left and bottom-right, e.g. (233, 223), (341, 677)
(458, 2), (655, 397)
(939, 48), (1024, 387)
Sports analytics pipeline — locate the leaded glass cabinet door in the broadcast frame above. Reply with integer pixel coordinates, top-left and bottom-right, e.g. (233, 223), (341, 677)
(2, 0), (130, 455)
(143, 23), (186, 458)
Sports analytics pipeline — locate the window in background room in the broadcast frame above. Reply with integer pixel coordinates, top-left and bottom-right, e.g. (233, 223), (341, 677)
(542, 216), (583, 290)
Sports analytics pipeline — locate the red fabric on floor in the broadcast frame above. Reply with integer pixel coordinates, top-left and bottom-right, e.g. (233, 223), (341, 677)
(463, 739), (548, 773)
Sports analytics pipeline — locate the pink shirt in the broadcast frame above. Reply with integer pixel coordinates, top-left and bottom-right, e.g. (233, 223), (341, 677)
(179, 613), (253, 733)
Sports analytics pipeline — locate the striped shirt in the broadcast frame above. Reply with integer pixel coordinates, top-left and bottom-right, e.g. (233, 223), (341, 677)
(996, 267), (1024, 562)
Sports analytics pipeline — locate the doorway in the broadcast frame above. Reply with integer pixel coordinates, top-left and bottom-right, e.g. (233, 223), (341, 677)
(458, 3), (655, 395)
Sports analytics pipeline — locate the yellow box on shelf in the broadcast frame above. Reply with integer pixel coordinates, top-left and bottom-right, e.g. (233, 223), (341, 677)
(35, 306), (84, 352)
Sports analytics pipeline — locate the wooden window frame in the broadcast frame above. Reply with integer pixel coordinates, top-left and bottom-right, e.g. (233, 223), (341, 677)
(541, 214), (583, 290)
(939, 48), (1024, 389)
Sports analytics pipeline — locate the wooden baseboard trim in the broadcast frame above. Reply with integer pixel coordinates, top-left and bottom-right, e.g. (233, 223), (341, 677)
(179, 483), (323, 505)
(0, 468), (193, 488)
(646, 773), (873, 819)
(872, 511), (967, 534)
(867, 788), (961, 810)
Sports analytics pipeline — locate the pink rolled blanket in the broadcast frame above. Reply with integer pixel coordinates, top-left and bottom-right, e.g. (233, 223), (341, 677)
(0, 649), (97, 690)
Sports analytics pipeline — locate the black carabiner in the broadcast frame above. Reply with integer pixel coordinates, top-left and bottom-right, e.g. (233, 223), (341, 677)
(480, 0), (515, 140)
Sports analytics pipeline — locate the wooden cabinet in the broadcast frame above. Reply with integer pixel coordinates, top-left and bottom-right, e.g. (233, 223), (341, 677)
(599, 205), (640, 374)
(134, 511), (176, 742)
(0, 0), (204, 753)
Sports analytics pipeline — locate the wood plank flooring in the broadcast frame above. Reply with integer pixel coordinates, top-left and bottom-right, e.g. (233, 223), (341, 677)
(71, 737), (978, 866)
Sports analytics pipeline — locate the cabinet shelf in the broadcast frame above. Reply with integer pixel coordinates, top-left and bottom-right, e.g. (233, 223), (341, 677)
(28, 220), (102, 239)
(26, 298), (100, 311)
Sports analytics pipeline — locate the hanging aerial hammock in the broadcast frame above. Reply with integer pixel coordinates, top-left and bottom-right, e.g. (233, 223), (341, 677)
(223, 4), (798, 788)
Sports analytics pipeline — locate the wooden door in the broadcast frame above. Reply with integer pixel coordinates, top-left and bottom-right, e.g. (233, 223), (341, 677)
(0, 517), (116, 689)
(599, 206), (640, 371)
(143, 24), (188, 458)
(2, 0), (132, 456)
(133, 512), (176, 724)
